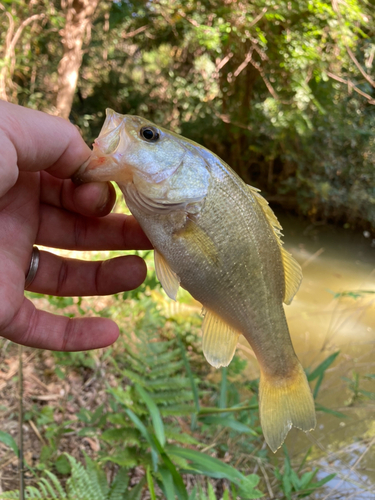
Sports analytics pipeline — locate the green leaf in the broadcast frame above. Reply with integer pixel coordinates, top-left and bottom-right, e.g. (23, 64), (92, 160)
(315, 403), (347, 419)
(309, 473), (336, 488)
(201, 416), (258, 436)
(147, 466), (157, 500)
(167, 445), (256, 491)
(102, 450), (138, 468)
(125, 409), (153, 447)
(176, 330), (200, 429)
(0, 431), (18, 456)
(219, 367), (228, 409)
(207, 482), (216, 500)
(308, 352), (339, 381)
(158, 467), (176, 500)
(299, 469), (318, 489)
(151, 440), (188, 500)
(108, 467), (130, 500)
(238, 474), (263, 499)
(128, 477), (146, 500)
(135, 384), (166, 447)
(198, 404), (258, 415)
(55, 454), (71, 475)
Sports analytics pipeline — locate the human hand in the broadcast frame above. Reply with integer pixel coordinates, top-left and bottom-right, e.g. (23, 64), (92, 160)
(0, 101), (152, 351)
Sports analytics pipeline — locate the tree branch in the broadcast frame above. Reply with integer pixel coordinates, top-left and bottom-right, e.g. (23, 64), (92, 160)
(345, 45), (375, 89)
(122, 25), (148, 39)
(248, 7), (268, 29)
(327, 71), (375, 104)
(249, 59), (279, 100)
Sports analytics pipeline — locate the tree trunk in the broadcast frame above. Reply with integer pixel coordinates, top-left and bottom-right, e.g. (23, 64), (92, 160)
(0, 10), (44, 102)
(55, 0), (100, 119)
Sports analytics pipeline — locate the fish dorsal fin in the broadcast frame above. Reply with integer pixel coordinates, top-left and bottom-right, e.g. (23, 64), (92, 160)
(202, 309), (240, 368)
(247, 185), (302, 305)
(247, 185), (282, 234)
(154, 250), (180, 301)
(280, 247), (303, 305)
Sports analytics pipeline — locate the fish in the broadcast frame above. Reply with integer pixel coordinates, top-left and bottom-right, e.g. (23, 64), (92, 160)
(74, 109), (316, 452)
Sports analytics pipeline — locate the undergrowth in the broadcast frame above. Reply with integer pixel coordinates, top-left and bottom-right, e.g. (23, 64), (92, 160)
(0, 251), (357, 499)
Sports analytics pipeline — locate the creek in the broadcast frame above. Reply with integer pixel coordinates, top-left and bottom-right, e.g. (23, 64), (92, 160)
(242, 212), (375, 499)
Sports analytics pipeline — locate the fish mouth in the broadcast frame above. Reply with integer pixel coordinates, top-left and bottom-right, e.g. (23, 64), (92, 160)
(72, 110), (132, 185)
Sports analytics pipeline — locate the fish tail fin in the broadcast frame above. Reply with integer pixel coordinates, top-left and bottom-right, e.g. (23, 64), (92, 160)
(259, 363), (316, 453)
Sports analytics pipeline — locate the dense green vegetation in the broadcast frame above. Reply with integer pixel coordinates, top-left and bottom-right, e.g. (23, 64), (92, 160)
(1, 1), (375, 498)
(1, 0), (375, 227)
(1, 251), (346, 498)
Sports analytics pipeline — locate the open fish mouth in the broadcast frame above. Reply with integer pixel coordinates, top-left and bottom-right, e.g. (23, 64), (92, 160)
(72, 110), (132, 185)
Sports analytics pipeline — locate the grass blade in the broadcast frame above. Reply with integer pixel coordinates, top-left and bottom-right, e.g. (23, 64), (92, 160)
(176, 331), (200, 429)
(167, 446), (245, 485)
(219, 367), (227, 409)
(308, 352), (339, 381)
(135, 384), (165, 447)
(198, 404), (258, 415)
(315, 403), (347, 419)
(146, 466), (156, 500)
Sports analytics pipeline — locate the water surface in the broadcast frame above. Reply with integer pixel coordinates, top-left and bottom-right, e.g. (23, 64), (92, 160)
(243, 213), (375, 499)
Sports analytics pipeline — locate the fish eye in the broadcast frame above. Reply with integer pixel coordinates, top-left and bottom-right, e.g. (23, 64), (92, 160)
(140, 126), (160, 143)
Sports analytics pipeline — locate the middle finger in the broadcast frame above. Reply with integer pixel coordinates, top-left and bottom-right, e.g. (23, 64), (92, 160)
(36, 203), (152, 251)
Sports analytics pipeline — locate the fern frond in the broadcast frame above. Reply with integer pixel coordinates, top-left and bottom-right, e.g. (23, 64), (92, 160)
(84, 453), (109, 498)
(0, 490), (19, 499)
(43, 470), (67, 498)
(25, 486), (43, 498)
(107, 467), (129, 500)
(66, 454), (95, 500)
(148, 360), (185, 377)
(146, 376), (192, 391)
(152, 390), (195, 404)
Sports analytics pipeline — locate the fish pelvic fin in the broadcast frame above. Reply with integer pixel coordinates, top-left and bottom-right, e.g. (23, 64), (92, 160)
(202, 309), (240, 368)
(154, 250), (180, 300)
(259, 363), (316, 453)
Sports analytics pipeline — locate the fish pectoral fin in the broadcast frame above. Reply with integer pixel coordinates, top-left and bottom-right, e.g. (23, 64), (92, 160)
(259, 363), (316, 453)
(247, 185), (302, 304)
(174, 219), (220, 266)
(202, 309), (240, 368)
(280, 247), (303, 305)
(154, 250), (180, 301)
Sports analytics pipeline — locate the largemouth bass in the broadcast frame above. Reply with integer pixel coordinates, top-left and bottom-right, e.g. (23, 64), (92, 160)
(74, 109), (316, 452)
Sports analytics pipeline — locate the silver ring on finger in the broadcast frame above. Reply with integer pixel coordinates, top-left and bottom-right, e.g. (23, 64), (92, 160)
(25, 246), (40, 290)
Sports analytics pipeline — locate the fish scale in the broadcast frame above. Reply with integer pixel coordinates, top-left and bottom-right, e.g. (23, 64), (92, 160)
(74, 109), (316, 452)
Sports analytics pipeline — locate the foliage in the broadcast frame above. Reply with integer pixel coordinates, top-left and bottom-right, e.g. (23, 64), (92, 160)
(1, 0), (375, 227)
(274, 447), (335, 500)
(0, 453), (142, 499)
(342, 370), (375, 406)
(4, 259), (352, 498)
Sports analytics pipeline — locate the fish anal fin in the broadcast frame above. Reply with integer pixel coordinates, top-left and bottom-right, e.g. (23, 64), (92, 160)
(202, 309), (240, 368)
(247, 185), (302, 304)
(154, 250), (180, 300)
(259, 363), (316, 453)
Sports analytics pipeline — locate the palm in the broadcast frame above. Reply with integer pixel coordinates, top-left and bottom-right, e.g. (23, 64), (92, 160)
(0, 170), (151, 351)
(0, 101), (151, 351)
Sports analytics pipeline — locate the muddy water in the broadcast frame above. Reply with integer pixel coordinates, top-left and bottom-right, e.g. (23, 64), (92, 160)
(241, 213), (375, 499)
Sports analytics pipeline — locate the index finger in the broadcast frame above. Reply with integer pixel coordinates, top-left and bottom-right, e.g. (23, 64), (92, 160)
(0, 101), (91, 179)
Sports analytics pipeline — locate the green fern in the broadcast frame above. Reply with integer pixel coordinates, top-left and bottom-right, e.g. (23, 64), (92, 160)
(1, 454), (132, 500)
(116, 328), (198, 414)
